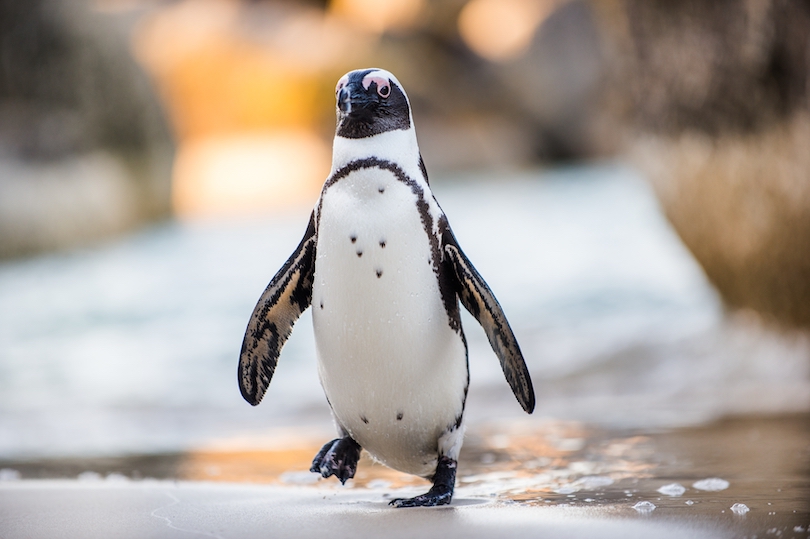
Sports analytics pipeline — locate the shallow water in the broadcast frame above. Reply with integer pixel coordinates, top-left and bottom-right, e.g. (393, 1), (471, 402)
(2, 415), (807, 538)
(0, 162), (808, 459)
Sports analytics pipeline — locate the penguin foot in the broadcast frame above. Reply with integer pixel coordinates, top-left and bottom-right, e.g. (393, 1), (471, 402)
(388, 485), (453, 508)
(389, 456), (457, 508)
(309, 436), (361, 484)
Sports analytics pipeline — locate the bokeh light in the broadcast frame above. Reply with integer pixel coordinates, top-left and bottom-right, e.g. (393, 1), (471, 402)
(458, 0), (557, 62)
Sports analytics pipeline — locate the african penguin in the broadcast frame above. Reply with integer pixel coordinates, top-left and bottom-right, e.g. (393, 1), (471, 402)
(239, 68), (534, 507)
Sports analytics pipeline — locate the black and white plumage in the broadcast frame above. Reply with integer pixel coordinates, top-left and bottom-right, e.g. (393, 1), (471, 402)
(239, 68), (534, 507)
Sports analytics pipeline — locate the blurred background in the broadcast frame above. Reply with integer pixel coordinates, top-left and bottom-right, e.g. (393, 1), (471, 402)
(1, 0), (809, 462)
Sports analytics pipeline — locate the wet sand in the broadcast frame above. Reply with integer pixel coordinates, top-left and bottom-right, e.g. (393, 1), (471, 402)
(0, 481), (738, 539)
(2, 414), (807, 538)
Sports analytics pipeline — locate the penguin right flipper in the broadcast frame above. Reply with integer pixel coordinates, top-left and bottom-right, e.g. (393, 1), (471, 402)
(238, 212), (317, 406)
(443, 230), (536, 414)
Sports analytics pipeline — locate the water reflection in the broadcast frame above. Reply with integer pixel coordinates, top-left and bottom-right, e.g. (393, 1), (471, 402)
(2, 415), (806, 538)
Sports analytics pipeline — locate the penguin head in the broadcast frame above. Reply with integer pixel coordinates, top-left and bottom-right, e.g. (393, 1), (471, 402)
(335, 68), (411, 139)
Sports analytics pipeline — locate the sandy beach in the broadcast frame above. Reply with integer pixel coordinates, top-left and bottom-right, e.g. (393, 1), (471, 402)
(2, 414), (808, 538)
(0, 480), (738, 539)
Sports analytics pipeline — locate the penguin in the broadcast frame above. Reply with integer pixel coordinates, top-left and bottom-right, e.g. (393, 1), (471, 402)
(239, 68), (534, 507)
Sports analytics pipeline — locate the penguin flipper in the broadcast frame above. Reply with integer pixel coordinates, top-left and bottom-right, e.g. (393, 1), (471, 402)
(443, 233), (535, 414)
(238, 212), (317, 406)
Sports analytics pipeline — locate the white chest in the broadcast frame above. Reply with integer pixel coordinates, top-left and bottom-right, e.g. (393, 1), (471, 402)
(311, 165), (467, 476)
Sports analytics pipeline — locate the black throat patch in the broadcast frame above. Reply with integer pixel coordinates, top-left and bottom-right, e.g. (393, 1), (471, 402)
(336, 70), (411, 139)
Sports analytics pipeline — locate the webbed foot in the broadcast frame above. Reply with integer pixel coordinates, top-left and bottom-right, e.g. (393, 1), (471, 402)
(389, 456), (456, 508)
(309, 436), (361, 484)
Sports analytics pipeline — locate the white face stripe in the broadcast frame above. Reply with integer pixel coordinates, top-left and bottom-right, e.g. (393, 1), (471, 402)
(335, 74), (348, 95)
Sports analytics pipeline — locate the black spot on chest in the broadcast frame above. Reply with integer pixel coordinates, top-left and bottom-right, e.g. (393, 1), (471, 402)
(317, 158), (463, 336)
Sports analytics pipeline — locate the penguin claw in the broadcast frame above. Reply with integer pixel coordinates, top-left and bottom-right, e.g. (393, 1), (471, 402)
(388, 485), (453, 508)
(309, 437), (361, 484)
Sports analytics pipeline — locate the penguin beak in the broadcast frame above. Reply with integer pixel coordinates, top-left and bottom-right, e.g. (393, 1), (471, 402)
(337, 87), (352, 114)
(337, 83), (375, 118)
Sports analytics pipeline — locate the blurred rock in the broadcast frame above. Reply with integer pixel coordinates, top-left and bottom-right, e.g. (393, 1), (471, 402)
(128, 0), (611, 179)
(597, 0), (809, 136)
(375, 0), (612, 165)
(0, 0), (174, 258)
(0, 154), (141, 258)
(131, 0), (365, 218)
(493, 0), (612, 160)
(595, 0), (810, 328)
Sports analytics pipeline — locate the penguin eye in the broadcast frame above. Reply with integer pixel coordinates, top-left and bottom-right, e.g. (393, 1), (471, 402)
(362, 75), (391, 99)
(335, 75), (349, 96)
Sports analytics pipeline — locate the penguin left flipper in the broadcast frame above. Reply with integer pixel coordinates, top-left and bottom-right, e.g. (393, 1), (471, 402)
(443, 229), (536, 414)
(238, 212), (317, 406)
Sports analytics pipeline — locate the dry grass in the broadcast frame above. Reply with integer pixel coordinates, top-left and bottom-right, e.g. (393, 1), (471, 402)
(633, 114), (810, 327)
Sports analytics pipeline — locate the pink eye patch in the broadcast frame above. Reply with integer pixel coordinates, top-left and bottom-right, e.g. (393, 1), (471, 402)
(362, 75), (391, 97)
